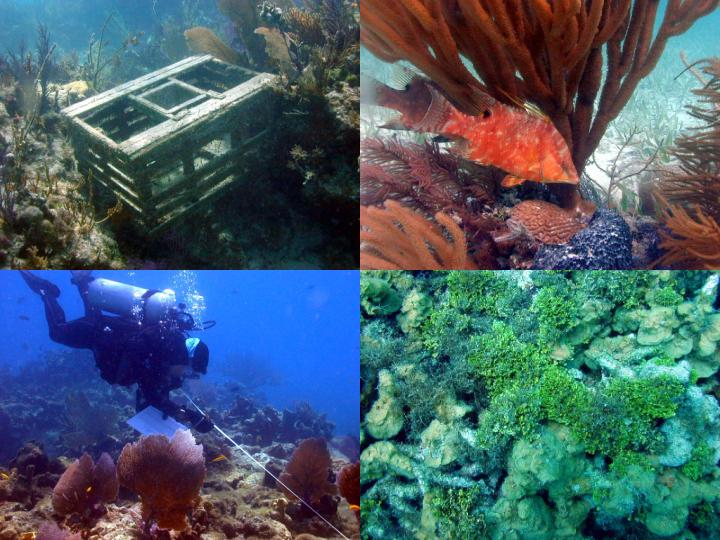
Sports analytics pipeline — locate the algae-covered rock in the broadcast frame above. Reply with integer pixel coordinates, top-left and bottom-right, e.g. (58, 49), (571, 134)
(366, 370), (404, 439)
(361, 276), (402, 316)
(419, 419), (462, 468)
(637, 307), (680, 345)
(397, 289), (432, 334)
(360, 441), (415, 482)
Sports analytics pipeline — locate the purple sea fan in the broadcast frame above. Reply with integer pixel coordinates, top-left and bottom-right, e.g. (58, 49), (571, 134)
(52, 452), (118, 517)
(117, 429), (206, 531)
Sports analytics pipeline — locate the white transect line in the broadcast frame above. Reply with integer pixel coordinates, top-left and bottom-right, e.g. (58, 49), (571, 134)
(181, 391), (350, 540)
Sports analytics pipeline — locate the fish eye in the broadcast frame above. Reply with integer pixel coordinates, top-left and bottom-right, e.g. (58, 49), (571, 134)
(404, 84), (411, 91)
(483, 110), (491, 118)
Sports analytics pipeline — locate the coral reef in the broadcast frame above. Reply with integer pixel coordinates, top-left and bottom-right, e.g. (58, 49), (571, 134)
(361, 270), (720, 539)
(360, 3), (719, 270)
(0, 350), (357, 538)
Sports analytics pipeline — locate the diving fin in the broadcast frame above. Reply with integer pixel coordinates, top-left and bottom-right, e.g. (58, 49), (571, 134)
(502, 175), (527, 188)
(127, 406), (187, 437)
(70, 270), (94, 286)
(19, 271), (60, 298)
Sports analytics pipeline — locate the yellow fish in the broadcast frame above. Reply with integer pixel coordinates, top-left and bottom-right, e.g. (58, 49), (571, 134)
(86, 485), (93, 493)
(210, 454), (227, 463)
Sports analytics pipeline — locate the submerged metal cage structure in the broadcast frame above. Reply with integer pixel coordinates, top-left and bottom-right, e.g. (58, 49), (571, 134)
(62, 55), (277, 234)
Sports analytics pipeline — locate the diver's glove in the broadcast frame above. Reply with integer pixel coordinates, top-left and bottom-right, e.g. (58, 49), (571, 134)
(182, 407), (214, 433)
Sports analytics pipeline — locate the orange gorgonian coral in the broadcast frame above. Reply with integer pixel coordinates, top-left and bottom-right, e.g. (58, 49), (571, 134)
(117, 430), (206, 531)
(654, 200), (720, 269)
(360, 200), (478, 270)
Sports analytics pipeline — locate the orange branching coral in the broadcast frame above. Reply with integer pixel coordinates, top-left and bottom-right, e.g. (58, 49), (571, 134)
(360, 200), (477, 270)
(509, 200), (588, 244)
(654, 200), (720, 269)
(279, 438), (338, 505)
(117, 430), (206, 531)
(184, 27), (243, 65)
(52, 452), (118, 516)
(360, 0), (718, 175)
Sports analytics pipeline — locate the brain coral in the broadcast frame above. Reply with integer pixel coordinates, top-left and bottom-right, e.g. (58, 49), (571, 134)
(509, 200), (587, 244)
(52, 452), (118, 516)
(117, 429), (206, 530)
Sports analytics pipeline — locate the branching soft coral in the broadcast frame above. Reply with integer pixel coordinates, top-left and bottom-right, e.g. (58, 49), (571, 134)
(360, 201), (478, 270)
(117, 430), (206, 531)
(654, 200), (720, 269)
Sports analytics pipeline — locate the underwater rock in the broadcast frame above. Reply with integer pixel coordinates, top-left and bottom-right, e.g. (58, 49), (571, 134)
(360, 276), (402, 316)
(360, 441), (415, 482)
(397, 289), (433, 334)
(365, 369), (403, 440)
(37, 521), (82, 540)
(419, 419), (462, 468)
(533, 209), (633, 270)
(637, 306), (680, 345)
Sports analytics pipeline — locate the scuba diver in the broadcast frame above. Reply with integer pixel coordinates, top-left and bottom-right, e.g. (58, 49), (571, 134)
(19, 270), (215, 433)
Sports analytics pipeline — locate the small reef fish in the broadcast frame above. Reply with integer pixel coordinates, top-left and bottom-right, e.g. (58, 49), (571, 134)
(0, 471), (10, 480)
(210, 454), (228, 463)
(18, 315), (30, 321)
(365, 75), (579, 188)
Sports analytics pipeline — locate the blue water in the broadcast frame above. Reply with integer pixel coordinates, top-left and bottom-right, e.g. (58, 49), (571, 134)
(0, 270), (359, 436)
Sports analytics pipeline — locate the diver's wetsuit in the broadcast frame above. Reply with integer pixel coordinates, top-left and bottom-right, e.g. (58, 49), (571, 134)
(25, 272), (212, 432)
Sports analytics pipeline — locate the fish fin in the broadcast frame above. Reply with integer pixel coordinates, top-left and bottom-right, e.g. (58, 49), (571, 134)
(496, 88), (548, 119)
(432, 135), (454, 143)
(450, 138), (471, 158)
(379, 116), (409, 130)
(502, 175), (527, 188)
(388, 64), (419, 90)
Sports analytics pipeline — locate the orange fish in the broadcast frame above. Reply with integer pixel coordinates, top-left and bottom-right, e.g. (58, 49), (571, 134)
(210, 454), (227, 463)
(366, 76), (579, 188)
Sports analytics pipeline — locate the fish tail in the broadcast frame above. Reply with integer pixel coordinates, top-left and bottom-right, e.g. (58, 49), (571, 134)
(502, 175), (527, 188)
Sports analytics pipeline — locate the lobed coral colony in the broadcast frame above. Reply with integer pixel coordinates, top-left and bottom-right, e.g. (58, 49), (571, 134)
(360, 270), (720, 539)
(359, 1), (720, 270)
(0, 0), (359, 269)
(0, 350), (359, 539)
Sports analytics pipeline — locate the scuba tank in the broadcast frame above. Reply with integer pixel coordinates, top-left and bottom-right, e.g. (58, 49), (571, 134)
(86, 278), (177, 324)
